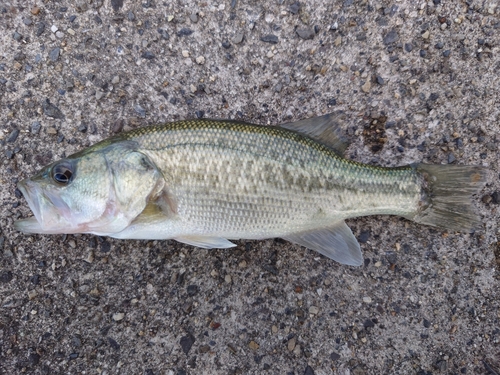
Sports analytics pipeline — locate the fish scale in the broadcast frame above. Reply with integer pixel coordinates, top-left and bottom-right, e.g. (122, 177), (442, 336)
(15, 114), (486, 266)
(124, 120), (421, 237)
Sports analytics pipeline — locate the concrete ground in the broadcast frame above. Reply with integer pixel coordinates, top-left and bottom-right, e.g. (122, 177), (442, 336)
(1, 0), (499, 374)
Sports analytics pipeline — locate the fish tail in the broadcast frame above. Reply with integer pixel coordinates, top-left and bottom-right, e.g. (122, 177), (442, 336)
(410, 163), (487, 232)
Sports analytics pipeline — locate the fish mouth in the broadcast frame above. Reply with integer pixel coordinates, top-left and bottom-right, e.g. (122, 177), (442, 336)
(14, 179), (45, 233)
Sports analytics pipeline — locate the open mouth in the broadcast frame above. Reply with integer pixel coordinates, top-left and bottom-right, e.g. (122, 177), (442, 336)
(14, 179), (45, 233)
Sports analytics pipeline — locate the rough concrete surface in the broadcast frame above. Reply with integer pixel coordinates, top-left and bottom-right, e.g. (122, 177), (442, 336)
(1, 0), (499, 374)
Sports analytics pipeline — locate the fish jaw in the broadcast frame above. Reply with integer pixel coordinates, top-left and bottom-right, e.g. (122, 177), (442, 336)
(13, 217), (45, 234)
(14, 178), (50, 233)
(14, 178), (74, 234)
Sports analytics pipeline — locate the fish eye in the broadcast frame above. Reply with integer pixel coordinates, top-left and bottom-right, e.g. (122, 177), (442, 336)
(52, 163), (74, 185)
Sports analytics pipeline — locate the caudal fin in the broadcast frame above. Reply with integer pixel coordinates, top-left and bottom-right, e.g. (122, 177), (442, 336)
(411, 164), (487, 232)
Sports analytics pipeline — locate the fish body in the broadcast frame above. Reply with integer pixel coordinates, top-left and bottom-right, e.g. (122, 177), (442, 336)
(15, 114), (487, 266)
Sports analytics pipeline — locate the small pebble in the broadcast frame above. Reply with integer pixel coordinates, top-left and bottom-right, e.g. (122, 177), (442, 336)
(158, 28), (169, 40)
(49, 47), (60, 62)
(177, 28), (193, 36)
(287, 337), (296, 351)
(112, 312), (124, 321)
(260, 34), (279, 44)
(31, 6), (40, 15)
(84, 251), (94, 263)
(190, 13), (198, 23)
(134, 104), (146, 118)
(491, 192), (500, 204)
(67, 28), (75, 35)
(309, 306), (319, 315)
(248, 341), (259, 350)
(482, 195), (492, 204)
(6, 129), (20, 143)
(289, 2), (300, 14)
(232, 33), (244, 44)
(296, 28), (315, 40)
(51, 24), (58, 33)
(31, 121), (41, 134)
(361, 80), (371, 93)
(330, 352), (341, 361)
(55, 31), (64, 38)
(383, 29), (399, 45)
(363, 296), (372, 303)
(304, 365), (314, 375)
(36, 22), (45, 36)
(112, 119), (124, 133)
(182, 50), (190, 57)
(141, 51), (155, 60)
(28, 290), (38, 300)
(196, 56), (205, 65)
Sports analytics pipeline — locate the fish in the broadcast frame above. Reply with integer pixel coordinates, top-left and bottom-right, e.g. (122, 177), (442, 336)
(14, 113), (487, 266)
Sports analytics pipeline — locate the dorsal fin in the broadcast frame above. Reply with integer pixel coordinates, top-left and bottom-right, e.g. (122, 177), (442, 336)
(280, 112), (349, 155)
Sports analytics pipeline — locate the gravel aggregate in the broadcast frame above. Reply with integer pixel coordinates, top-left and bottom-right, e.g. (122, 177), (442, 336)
(1, 0), (499, 374)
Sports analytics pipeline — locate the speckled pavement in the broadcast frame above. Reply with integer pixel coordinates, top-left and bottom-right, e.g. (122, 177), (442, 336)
(1, 1), (499, 374)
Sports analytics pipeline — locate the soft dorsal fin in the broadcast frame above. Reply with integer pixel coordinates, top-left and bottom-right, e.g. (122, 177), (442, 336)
(280, 112), (349, 155)
(282, 221), (363, 266)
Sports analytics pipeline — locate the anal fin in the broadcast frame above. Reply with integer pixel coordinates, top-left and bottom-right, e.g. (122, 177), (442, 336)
(175, 235), (237, 249)
(283, 221), (362, 266)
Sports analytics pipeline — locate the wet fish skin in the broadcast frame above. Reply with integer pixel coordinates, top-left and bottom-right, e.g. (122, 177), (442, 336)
(14, 114), (487, 266)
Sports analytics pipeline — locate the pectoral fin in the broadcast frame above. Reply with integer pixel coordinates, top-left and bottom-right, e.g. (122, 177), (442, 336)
(283, 222), (363, 266)
(175, 235), (237, 249)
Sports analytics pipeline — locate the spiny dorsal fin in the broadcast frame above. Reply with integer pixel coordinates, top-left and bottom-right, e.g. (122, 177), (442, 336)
(281, 112), (349, 155)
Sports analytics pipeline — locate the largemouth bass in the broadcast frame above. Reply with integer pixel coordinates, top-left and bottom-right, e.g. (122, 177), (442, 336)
(14, 114), (487, 266)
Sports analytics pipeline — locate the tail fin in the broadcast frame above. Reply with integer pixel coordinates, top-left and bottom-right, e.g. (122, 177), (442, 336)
(411, 164), (487, 232)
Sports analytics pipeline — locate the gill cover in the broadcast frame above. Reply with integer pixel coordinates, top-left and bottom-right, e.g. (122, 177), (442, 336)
(98, 144), (165, 235)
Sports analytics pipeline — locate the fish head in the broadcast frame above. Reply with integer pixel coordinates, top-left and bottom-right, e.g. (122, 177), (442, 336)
(15, 142), (164, 236)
